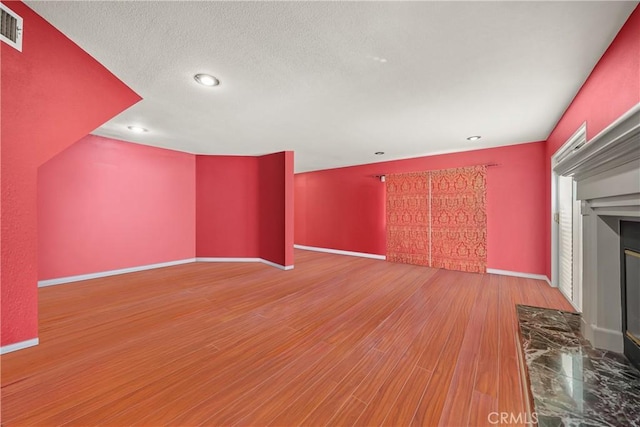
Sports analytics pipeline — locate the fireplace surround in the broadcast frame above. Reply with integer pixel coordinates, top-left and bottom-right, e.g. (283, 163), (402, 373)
(554, 103), (640, 355)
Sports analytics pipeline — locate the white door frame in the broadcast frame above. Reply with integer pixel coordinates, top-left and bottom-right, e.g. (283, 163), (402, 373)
(551, 123), (586, 310)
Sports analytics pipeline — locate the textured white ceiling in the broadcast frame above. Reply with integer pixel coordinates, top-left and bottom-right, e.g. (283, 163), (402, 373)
(26, 1), (637, 172)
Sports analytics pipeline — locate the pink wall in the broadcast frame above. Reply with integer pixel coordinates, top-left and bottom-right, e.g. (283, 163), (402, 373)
(544, 6), (640, 277)
(38, 136), (195, 280)
(1, 1), (140, 346)
(195, 152), (294, 267)
(40, 143), (295, 279)
(297, 6), (640, 279)
(295, 142), (547, 275)
(196, 156), (260, 258)
(259, 152), (295, 267)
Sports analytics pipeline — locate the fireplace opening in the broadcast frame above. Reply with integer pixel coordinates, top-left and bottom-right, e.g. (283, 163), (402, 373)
(621, 221), (640, 371)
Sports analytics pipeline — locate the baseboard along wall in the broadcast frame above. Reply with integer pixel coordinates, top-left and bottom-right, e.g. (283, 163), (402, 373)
(39, 257), (293, 288)
(294, 247), (549, 284)
(38, 258), (197, 287)
(1, 338), (39, 355)
(195, 258), (293, 271)
(486, 268), (550, 283)
(294, 244), (386, 260)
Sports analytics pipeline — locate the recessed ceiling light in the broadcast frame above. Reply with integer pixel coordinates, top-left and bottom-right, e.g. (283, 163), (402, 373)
(194, 73), (220, 87)
(375, 151), (385, 155)
(466, 135), (482, 141)
(127, 126), (148, 133)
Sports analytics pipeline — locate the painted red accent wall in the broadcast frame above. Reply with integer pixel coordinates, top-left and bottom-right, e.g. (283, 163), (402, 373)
(38, 136), (195, 280)
(544, 6), (640, 278)
(259, 152), (295, 267)
(1, 1), (140, 346)
(196, 156), (260, 258)
(295, 142), (547, 275)
(195, 152), (294, 267)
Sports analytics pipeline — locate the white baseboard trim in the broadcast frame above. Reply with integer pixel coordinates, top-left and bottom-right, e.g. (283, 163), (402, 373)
(38, 258), (197, 287)
(38, 256), (293, 288)
(589, 324), (624, 353)
(558, 287), (582, 313)
(581, 317), (594, 343)
(486, 268), (549, 282)
(294, 244), (386, 260)
(195, 257), (261, 263)
(260, 258), (294, 270)
(490, 268), (579, 311)
(196, 257), (293, 271)
(1, 338), (39, 355)
(566, 298), (581, 313)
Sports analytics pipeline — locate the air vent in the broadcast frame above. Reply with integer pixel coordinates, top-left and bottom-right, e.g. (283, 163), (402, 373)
(1, 3), (22, 52)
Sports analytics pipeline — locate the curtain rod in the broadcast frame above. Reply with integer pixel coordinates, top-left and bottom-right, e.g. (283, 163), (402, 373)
(374, 163), (500, 179)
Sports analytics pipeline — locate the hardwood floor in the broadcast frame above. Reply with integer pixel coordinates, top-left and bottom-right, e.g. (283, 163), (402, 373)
(1, 250), (574, 426)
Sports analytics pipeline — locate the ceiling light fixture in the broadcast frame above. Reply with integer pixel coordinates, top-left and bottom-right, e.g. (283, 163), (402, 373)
(194, 73), (220, 87)
(127, 126), (148, 133)
(375, 151), (385, 155)
(466, 135), (482, 141)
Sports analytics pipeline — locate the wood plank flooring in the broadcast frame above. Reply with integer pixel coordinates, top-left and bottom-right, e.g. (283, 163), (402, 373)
(1, 249), (574, 426)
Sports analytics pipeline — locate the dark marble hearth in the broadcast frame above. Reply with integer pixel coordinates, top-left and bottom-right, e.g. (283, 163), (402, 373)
(516, 305), (640, 427)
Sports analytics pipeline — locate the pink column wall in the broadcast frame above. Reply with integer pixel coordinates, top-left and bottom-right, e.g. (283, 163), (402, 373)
(295, 142), (547, 276)
(195, 152), (294, 268)
(196, 156), (260, 258)
(544, 5), (640, 278)
(38, 136), (196, 280)
(1, 1), (140, 346)
(259, 152), (295, 267)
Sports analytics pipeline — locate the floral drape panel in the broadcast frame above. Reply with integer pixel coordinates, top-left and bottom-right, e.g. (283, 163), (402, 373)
(386, 172), (429, 266)
(385, 166), (487, 273)
(430, 166), (487, 273)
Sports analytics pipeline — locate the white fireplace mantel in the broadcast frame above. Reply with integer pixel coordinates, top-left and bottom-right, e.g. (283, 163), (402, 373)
(554, 103), (640, 352)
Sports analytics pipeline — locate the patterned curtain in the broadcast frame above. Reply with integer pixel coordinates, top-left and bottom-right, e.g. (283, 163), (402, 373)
(430, 166), (487, 273)
(385, 166), (487, 273)
(386, 172), (429, 266)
